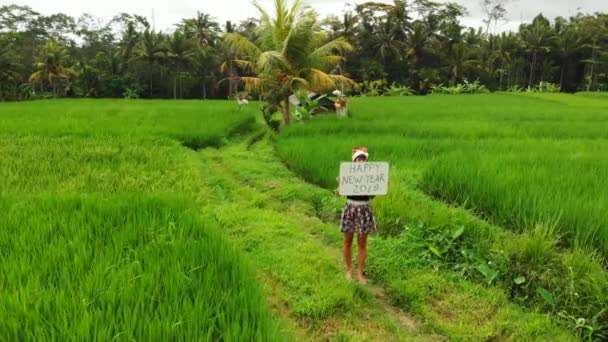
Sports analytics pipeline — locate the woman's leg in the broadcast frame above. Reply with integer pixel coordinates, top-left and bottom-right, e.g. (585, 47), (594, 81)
(357, 234), (368, 283)
(343, 232), (354, 280)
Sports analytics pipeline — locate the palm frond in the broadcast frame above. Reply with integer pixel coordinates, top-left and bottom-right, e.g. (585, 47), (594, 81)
(224, 32), (262, 59)
(239, 76), (264, 93)
(231, 59), (258, 73)
(257, 51), (288, 74)
(308, 69), (354, 92)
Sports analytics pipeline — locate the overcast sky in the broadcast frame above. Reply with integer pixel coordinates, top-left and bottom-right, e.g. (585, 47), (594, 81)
(3, 0), (608, 33)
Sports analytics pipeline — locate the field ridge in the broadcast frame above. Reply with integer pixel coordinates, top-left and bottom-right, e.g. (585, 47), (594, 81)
(193, 133), (575, 341)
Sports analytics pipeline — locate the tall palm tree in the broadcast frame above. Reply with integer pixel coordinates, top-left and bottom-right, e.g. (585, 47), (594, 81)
(224, 0), (353, 125)
(444, 42), (477, 86)
(0, 43), (23, 85)
(133, 29), (166, 96)
(520, 15), (555, 89)
(29, 40), (78, 95)
(119, 21), (140, 72)
(192, 45), (219, 99)
(494, 32), (521, 89)
(0, 40), (23, 101)
(374, 21), (406, 64)
(165, 31), (195, 99)
(554, 23), (590, 89)
(179, 12), (220, 47)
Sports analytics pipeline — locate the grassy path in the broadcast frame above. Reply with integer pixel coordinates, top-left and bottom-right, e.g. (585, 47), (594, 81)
(192, 133), (575, 341)
(194, 135), (440, 341)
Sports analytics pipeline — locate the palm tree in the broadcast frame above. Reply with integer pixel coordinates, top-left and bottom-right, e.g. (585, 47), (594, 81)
(179, 12), (220, 47)
(554, 23), (590, 89)
(374, 21), (406, 64)
(29, 41), (78, 96)
(224, 0), (353, 125)
(444, 42), (477, 86)
(192, 45), (220, 99)
(520, 15), (555, 90)
(0, 43), (23, 85)
(133, 29), (166, 96)
(165, 31), (195, 99)
(0, 40), (24, 101)
(494, 32), (521, 89)
(118, 21), (140, 72)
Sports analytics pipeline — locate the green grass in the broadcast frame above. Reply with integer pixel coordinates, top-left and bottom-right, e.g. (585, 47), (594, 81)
(0, 99), (285, 340)
(277, 93), (608, 253)
(277, 93), (608, 337)
(0, 99), (256, 148)
(0, 135), (201, 194)
(0, 96), (601, 340)
(0, 195), (282, 340)
(195, 138), (576, 341)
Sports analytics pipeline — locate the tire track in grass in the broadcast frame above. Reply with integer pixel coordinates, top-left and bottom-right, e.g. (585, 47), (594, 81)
(195, 137), (441, 341)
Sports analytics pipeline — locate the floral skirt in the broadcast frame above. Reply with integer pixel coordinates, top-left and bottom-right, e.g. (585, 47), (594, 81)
(340, 202), (376, 235)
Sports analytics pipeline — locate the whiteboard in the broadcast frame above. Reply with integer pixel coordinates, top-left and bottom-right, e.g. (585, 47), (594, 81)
(338, 162), (389, 196)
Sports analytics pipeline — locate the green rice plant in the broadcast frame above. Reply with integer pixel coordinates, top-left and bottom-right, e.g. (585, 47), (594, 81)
(0, 135), (201, 195)
(0, 195), (282, 340)
(276, 93), (608, 333)
(0, 99), (257, 149)
(0, 99), (279, 339)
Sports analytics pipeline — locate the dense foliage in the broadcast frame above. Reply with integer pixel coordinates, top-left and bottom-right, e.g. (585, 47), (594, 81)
(1, 1), (607, 101)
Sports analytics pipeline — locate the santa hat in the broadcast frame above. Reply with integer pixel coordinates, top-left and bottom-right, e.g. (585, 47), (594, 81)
(352, 147), (369, 161)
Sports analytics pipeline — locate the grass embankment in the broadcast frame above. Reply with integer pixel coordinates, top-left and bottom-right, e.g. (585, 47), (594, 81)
(195, 135), (576, 341)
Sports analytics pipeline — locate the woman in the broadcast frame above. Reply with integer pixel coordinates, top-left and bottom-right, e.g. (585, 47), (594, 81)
(339, 147), (376, 283)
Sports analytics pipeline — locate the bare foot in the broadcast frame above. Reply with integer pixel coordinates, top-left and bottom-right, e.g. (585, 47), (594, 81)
(357, 273), (367, 284)
(346, 270), (353, 281)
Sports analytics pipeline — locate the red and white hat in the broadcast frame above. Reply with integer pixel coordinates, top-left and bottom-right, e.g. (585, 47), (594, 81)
(352, 147), (368, 161)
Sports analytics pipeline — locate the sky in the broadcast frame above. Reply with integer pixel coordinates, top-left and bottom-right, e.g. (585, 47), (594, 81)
(3, 0), (608, 33)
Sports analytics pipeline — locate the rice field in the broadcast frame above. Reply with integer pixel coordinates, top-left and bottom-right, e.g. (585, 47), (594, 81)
(0, 99), (256, 148)
(277, 93), (608, 257)
(0, 100), (281, 339)
(0, 195), (280, 340)
(2, 95), (607, 339)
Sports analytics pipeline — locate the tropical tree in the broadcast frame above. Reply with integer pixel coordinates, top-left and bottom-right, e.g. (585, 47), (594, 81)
(520, 15), (555, 89)
(29, 40), (77, 95)
(118, 21), (140, 71)
(0, 37), (25, 100)
(179, 12), (220, 47)
(133, 29), (166, 96)
(553, 20), (590, 90)
(493, 32), (521, 89)
(224, 0), (353, 125)
(165, 31), (195, 99)
(444, 42), (477, 85)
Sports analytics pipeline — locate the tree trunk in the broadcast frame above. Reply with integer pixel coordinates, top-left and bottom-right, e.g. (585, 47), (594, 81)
(587, 62), (595, 92)
(179, 74), (183, 99)
(173, 76), (177, 99)
(228, 64), (235, 98)
(528, 50), (537, 90)
(559, 59), (566, 91)
(587, 42), (596, 92)
(202, 81), (207, 99)
(499, 60), (505, 90)
(282, 96), (291, 125)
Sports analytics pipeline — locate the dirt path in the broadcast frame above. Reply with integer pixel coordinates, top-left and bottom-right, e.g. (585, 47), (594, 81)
(195, 136), (443, 341)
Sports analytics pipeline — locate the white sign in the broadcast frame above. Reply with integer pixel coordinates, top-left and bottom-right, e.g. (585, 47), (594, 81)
(338, 162), (389, 196)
